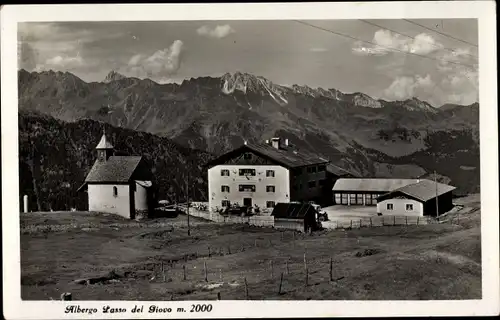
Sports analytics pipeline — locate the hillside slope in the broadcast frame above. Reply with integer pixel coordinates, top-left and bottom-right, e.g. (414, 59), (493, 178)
(18, 111), (213, 211)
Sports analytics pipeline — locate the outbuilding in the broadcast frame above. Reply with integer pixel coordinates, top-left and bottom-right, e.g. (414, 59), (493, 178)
(271, 202), (319, 233)
(376, 180), (456, 217)
(332, 178), (421, 206)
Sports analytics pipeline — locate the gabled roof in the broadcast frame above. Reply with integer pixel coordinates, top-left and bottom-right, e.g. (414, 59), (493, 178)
(96, 134), (114, 149)
(333, 178), (420, 192)
(326, 163), (357, 177)
(84, 156), (143, 183)
(271, 202), (317, 219)
(378, 180), (456, 202)
(206, 143), (328, 169)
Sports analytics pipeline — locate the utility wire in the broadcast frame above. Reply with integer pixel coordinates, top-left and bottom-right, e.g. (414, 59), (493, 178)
(402, 19), (479, 48)
(293, 20), (477, 70)
(359, 19), (478, 60)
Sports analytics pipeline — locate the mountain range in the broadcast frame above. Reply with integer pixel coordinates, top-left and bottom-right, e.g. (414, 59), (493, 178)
(18, 69), (480, 210)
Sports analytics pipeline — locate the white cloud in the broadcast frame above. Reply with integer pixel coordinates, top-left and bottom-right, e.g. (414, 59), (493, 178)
(34, 53), (85, 71)
(309, 47), (328, 53)
(352, 30), (442, 56)
(197, 25), (235, 39)
(383, 74), (434, 101)
(122, 40), (185, 79)
(128, 54), (143, 66)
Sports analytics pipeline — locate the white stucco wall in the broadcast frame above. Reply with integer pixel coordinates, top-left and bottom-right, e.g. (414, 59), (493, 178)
(88, 184), (131, 219)
(134, 182), (149, 211)
(377, 198), (423, 217)
(208, 164), (290, 215)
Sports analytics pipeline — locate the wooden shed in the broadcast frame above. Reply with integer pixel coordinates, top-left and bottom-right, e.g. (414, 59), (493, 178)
(271, 202), (319, 233)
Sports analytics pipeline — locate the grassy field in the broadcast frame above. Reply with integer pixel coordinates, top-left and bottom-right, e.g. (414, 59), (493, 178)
(20, 195), (481, 301)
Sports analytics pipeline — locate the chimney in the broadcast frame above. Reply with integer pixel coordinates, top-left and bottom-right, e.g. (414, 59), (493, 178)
(244, 141), (247, 145)
(265, 139), (269, 144)
(271, 137), (281, 149)
(284, 139), (289, 147)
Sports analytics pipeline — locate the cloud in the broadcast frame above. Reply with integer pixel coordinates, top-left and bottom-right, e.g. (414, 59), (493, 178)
(310, 47), (328, 53)
(18, 42), (38, 70)
(383, 74), (434, 101)
(122, 40), (185, 79)
(197, 25), (235, 39)
(352, 30), (442, 56)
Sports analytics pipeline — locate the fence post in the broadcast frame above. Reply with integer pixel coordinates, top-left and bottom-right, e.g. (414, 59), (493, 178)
(382, 216), (384, 226)
(183, 265), (186, 280)
(270, 260), (274, 279)
(305, 268), (309, 287)
(244, 277), (249, 299)
(393, 216), (396, 226)
(359, 219), (362, 228)
(405, 216), (408, 226)
(217, 292), (221, 300)
(329, 257), (333, 282)
(285, 260), (289, 275)
(281, 232), (284, 240)
(370, 217), (373, 227)
(208, 246), (211, 258)
(350, 220), (353, 229)
(417, 216), (419, 225)
(303, 253), (307, 271)
(278, 272), (284, 294)
(227, 245), (231, 255)
(254, 239), (257, 247)
(204, 261), (208, 282)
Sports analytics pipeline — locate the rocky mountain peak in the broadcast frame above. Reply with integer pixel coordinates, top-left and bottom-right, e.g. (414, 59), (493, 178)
(103, 70), (126, 83)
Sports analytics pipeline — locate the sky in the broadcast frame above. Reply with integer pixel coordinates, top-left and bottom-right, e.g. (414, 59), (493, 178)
(18, 19), (479, 107)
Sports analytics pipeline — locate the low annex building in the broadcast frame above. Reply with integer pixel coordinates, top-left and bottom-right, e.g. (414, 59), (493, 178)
(271, 202), (319, 233)
(376, 180), (456, 217)
(77, 132), (155, 219)
(205, 137), (329, 214)
(332, 178), (421, 206)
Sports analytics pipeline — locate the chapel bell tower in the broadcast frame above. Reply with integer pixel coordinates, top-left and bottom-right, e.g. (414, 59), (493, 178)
(95, 130), (114, 162)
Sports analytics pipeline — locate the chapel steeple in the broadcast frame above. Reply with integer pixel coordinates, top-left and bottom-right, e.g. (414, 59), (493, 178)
(95, 129), (114, 162)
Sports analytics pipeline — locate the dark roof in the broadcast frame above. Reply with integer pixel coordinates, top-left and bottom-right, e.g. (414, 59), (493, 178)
(378, 180), (456, 202)
(84, 156), (143, 183)
(326, 163), (356, 177)
(333, 178), (420, 192)
(271, 202), (317, 219)
(206, 143), (328, 169)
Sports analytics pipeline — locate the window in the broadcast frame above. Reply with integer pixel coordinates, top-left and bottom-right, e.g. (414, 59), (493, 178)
(318, 164), (326, 172)
(308, 181), (316, 188)
(221, 200), (231, 207)
(221, 185), (230, 192)
(244, 153), (252, 160)
(220, 169), (230, 176)
(266, 201), (276, 208)
(113, 186), (118, 197)
(266, 170), (275, 177)
(307, 166), (317, 173)
(266, 186), (275, 193)
(406, 204), (414, 211)
(295, 168), (303, 175)
(386, 203), (394, 210)
(239, 184), (256, 192)
(239, 169), (256, 176)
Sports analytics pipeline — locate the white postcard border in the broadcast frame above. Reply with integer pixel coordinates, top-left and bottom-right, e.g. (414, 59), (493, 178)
(1, 2), (498, 319)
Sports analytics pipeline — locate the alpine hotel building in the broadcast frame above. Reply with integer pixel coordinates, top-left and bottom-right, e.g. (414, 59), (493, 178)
(206, 138), (329, 215)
